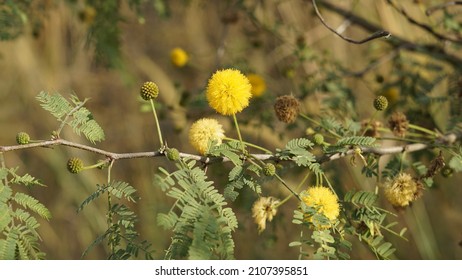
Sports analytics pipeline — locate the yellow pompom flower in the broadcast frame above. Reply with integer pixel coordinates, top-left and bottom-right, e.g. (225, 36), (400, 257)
(188, 118), (225, 155)
(252, 196), (280, 234)
(247, 73), (266, 97)
(206, 69), (252, 115)
(301, 186), (340, 228)
(384, 173), (423, 207)
(170, 47), (189, 67)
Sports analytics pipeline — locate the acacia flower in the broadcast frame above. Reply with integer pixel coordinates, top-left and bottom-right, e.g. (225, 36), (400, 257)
(170, 47), (189, 67)
(252, 196), (280, 233)
(188, 118), (225, 155)
(206, 69), (252, 115)
(247, 73), (266, 97)
(384, 173), (423, 207)
(301, 186), (340, 228)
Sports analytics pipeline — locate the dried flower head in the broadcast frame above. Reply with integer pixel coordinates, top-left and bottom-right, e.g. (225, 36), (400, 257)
(247, 73), (266, 97)
(274, 95), (300, 123)
(362, 120), (382, 138)
(206, 69), (252, 116)
(301, 186), (340, 228)
(388, 111), (409, 137)
(384, 173), (423, 207)
(188, 118), (225, 155)
(252, 196), (280, 233)
(170, 47), (189, 67)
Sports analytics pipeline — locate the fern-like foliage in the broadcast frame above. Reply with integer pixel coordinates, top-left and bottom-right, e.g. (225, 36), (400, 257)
(36, 91), (105, 144)
(155, 158), (238, 259)
(0, 168), (49, 259)
(326, 136), (377, 153)
(276, 138), (322, 175)
(78, 180), (152, 259)
(343, 190), (405, 259)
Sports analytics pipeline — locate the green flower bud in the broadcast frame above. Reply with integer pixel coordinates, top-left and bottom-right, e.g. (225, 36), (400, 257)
(441, 166), (454, 178)
(373, 95), (388, 111)
(313, 133), (324, 145)
(16, 132), (30, 145)
(140, 81), (159, 101)
(263, 163), (276, 177)
(67, 157), (84, 174)
(166, 148), (180, 161)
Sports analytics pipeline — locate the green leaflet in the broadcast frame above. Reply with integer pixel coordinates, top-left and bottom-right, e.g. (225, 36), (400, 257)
(36, 91), (105, 144)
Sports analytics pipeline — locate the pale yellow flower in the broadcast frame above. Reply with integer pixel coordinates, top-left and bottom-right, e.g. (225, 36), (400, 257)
(252, 196), (280, 233)
(206, 69), (252, 115)
(384, 173), (423, 207)
(301, 186), (340, 228)
(247, 73), (266, 97)
(188, 118), (225, 155)
(170, 47), (189, 67)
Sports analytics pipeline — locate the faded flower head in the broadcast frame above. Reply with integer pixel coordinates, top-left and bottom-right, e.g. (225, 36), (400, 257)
(206, 69), (252, 115)
(274, 95), (300, 123)
(362, 120), (382, 138)
(301, 186), (340, 228)
(388, 111), (409, 137)
(384, 173), (423, 207)
(170, 47), (189, 67)
(188, 118), (225, 155)
(247, 73), (266, 97)
(252, 196), (280, 233)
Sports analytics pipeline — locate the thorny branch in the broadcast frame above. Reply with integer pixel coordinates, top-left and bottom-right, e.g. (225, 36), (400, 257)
(313, 0), (462, 68)
(386, 0), (462, 43)
(311, 0), (391, 44)
(426, 1), (462, 16)
(1, 133), (459, 165)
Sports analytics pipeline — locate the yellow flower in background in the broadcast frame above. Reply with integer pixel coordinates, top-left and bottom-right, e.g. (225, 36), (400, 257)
(247, 73), (266, 97)
(252, 196), (280, 233)
(206, 69), (252, 115)
(188, 118), (225, 155)
(382, 87), (400, 104)
(301, 186), (340, 227)
(170, 47), (189, 67)
(384, 173), (423, 207)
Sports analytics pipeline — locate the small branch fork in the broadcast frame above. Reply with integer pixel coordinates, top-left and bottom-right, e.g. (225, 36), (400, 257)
(1, 133), (458, 165)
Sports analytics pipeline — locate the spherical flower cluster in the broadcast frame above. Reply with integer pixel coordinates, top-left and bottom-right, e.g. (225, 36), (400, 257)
(384, 173), (423, 207)
(67, 157), (84, 174)
(16, 132), (30, 145)
(301, 186), (340, 228)
(188, 118), (225, 155)
(262, 163), (276, 176)
(274, 95), (300, 123)
(166, 148), (180, 161)
(373, 95), (388, 111)
(247, 73), (266, 97)
(252, 196), (280, 233)
(206, 69), (252, 115)
(140, 81), (159, 101)
(170, 47), (189, 68)
(313, 133), (324, 145)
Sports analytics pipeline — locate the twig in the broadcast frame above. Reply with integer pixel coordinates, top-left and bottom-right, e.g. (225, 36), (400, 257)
(311, 0), (391, 44)
(386, 0), (462, 43)
(315, 0), (462, 68)
(426, 1), (462, 16)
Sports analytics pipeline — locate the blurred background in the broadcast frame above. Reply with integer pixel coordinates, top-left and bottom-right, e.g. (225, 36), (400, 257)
(0, 0), (461, 259)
